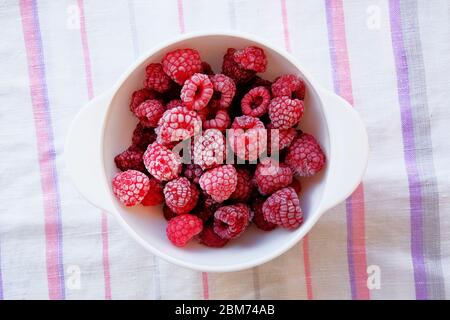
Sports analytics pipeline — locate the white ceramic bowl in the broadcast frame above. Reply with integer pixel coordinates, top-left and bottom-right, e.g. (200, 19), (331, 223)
(65, 32), (368, 272)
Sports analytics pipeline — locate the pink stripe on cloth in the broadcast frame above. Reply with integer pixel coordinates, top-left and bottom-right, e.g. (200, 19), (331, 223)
(279, 0), (313, 299)
(19, 0), (65, 300)
(202, 272), (209, 300)
(77, 0), (112, 300)
(325, 0), (369, 300)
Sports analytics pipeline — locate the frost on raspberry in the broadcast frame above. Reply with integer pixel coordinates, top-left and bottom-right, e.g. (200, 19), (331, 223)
(222, 48), (256, 84)
(203, 109), (230, 132)
(251, 197), (277, 231)
(141, 178), (164, 206)
(164, 177), (199, 214)
(133, 99), (165, 128)
(268, 96), (304, 129)
(199, 165), (237, 203)
(180, 73), (213, 111)
(267, 127), (297, 155)
(230, 168), (252, 201)
(193, 129), (226, 170)
(162, 48), (202, 85)
(112, 170), (150, 207)
(166, 214), (203, 247)
(241, 86), (271, 117)
(144, 63), (172, 93)
(285, 133), (326, 177)
(233, 46), (267, 72)
(213, 203), (251, 239)
(262, 187), (303, 229)
(156, 106), (202, 145)
(166, 99), (183, 110)
(209, 74), (236, 109)
(271, 74), (306, 100)
(254, 160), (293, 195)
(143, 142), (182, 181)
(228, 115), (267, 162)
(130, 88), (159, 113)
(114, 147), (146, 172)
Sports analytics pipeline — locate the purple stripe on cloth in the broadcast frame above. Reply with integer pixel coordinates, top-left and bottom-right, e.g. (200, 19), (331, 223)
(345, 200), (356, 298)
(0, 244), (3, 299)
(389, 0), (427, 299)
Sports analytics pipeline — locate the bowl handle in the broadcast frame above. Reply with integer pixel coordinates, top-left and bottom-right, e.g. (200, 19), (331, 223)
(65, 91), (115, 213)
(318, 89), (369, 213)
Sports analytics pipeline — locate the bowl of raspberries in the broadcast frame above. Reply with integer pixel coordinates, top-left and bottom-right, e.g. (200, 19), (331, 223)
(66, 32), (368, 271)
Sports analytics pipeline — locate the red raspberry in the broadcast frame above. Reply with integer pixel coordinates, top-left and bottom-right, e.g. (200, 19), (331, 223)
(180, 73), (213, 110)
(130, 88), (158, 113)
(203, 109), (230, 132)
(162, 48), (202, 85)
(262, 187), (303, 229)
(156, 106), (202, 145)
(241, 86), (270, 117)
(191, 193), (219, 223)
(114, 147), (145, 172)
(197, 224), (229, 248)
(233, 46), (267, 72)
(209, 74), (236, 109)
(144, 63), (172, 93)
(183, 164), (203, 184)
(289, 178), (302, 194)
(112, 170), (150, 206)
(271, 74), (306, 100)
(141, 178), (164, 206)
(229, 115), (267, 161)
(143, 142), (182, 181)
(199, 165), (237, 202)
(214, 204), (250, 239)
(230, 168), (252, 201)
(285, 133), (326, 177)
(163, 204), (177, 221)
(268, 96), (304, 129)
(166, 99), (183, 110)
(133, 99), (165, 128)
(201, 61), (214, 75)
(254, 160), (293, 195)
(249, 76), (272, 90)
(166, 214), (203, 247)
(131, 123), (157, 150)
(193, 129), (226, 170)
(164, 177), (199, 214)
(222, 48), (256, 84)
(267, 127), (297, 154)
(251, 197), (277, 231)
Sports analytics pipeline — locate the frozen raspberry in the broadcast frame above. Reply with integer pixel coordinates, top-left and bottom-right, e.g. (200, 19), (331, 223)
(267, 127), (297, 154)
(201, 61), (214, 75)
(183, 164), (203, 184)
(164, 177), (199, 214)
(141, 178), (164, 206)
(133, 99), (165, 128)
(112, 170), (150, 206)
(233, 46), (267, 72)
(214, 204), (250, 239)
(209, 74), (236, 109)
(198, 224), (229, 247)
(166, 214), (203, 247)
(222, 48), (256, 84)
(254, 160), (293, 195)
(130, 88), (158, 113)
(230, 168), (252, 201)
(114, 147), (145, 172)
(191, 193), (219, 223)
(262, 187), (303, 229)
(166, 99), (183, 110)
(228, 115), (267, 161)
(180, 73), (213, 111)
(193, 129), (225, 170)
(162, 48), (202, 85)
(251, 197), (277, 231)
(163, 204), (177, 221)
(143, 142), (182, 181)
(285, 133), (326, 177)
(241, 86), (270, 117)
(289, 179), (302, 194)
(144, 63), (172, 93)
(268, 96), (304, 129)
(131, 123), (157, 150)
(199, 165), (237, 202)
(271, 74), (306, 100)
(203, 110), (230, 132)
(156, 106), (202, 145)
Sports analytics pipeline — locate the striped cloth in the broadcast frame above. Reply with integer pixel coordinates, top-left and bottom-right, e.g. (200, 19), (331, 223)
(0, 0), (449, 299)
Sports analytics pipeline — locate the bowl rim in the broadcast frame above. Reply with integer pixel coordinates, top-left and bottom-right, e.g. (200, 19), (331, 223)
(99, 30), (332, 272)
